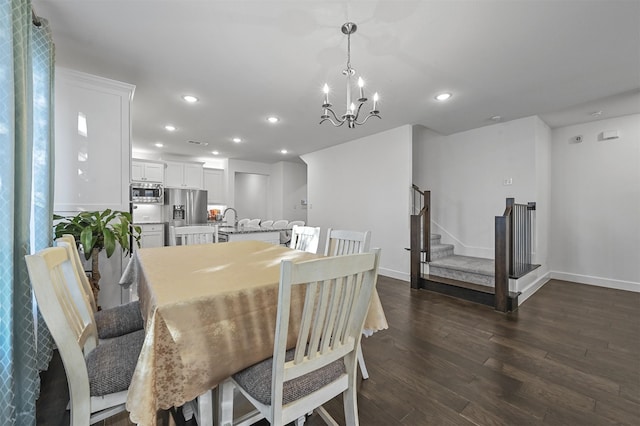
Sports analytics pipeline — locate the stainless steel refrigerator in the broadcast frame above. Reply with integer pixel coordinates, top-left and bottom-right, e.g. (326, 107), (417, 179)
(163, 188), (208, 245)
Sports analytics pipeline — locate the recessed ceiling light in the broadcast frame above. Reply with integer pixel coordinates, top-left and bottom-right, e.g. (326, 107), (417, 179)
(435, 92), (452, 101)
(164, 124), (176, 131)
(490, 115), (502, 121)
(590, 110), (603, 117)
(267, 116), (280, 124)
(280, 149), (288, 154)
(182, 95), (198, 103)
(212, 150), (219, 155)
(154, 143), (164, 148)
(232, 137), (242, 143)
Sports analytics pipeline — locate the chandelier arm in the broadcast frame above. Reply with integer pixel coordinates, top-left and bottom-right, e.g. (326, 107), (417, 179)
(320, 117), (346, 127)
(352, 101), (366, 121)
(354, 113), (382, 126)
(325, 107), (344, 123)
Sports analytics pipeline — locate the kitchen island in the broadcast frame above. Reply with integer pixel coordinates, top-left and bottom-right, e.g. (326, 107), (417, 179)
(217, 225), (281, 245)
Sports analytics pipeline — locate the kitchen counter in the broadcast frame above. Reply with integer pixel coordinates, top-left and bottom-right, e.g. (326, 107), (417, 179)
(217, 226), (280, 244)
(218, 225), (278, 234)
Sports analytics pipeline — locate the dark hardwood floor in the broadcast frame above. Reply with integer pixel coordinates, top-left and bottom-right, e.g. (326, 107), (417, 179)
(37, 276), (640, 425)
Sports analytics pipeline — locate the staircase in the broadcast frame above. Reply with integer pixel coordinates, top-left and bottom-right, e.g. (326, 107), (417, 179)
(409, 186), (535, 312)
(422, 233), (519, 311)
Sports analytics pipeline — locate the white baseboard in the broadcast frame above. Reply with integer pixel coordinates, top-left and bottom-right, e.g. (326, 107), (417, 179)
(550, 271), (640, 293)
(379, 267), (410, 282)
(517, 272), (551, 305)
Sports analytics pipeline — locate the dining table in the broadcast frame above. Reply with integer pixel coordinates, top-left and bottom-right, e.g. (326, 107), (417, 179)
(119, 240), (388, 425)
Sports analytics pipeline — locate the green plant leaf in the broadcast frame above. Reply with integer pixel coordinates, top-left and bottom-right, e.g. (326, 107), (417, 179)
(103, 228), (116, 258)
(80, 227), (95, 260)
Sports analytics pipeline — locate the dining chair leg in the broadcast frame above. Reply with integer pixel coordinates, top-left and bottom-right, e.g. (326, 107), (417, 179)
(196, 390), (213, 426)
(217, 379), (235, 426)
(357, 347), (369, 379)
(342, 386), (360, 426)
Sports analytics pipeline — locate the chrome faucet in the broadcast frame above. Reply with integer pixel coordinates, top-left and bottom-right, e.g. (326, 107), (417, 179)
(223, 207), (238, 226)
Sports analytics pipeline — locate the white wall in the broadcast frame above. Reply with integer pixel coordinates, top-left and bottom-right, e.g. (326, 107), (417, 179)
(549, 114), (640, 291)
(413, 117), (541, 259)
(302, 125), (413, 280)
(226, 159), (275, 218)
(234, 172), (269, 219)
(282, 161), (308, 222)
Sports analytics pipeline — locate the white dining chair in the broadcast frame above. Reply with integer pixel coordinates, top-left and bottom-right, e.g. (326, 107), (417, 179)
(287, 220), (305, 228)
(56, 235), (144, 339)
(272, 220), (289, 229)
(247, 218), (261, 227)
(261, 220), (274, 227)
(217, 249), (381, 426)
(324, 228), (373, 379)
(238, 218), (251, 227)
(272, 220), (290, 245)
(289, 225), (321, 254)
(169, 225), (218, 245)
(25, 246), (145, 425)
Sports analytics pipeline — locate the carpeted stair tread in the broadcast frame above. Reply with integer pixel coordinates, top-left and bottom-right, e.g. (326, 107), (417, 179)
(429, 254), (495, 287)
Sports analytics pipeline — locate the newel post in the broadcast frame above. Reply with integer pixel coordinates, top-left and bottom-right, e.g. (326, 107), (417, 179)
(495, 215), (509, 312)
(410, 214), (421, 289)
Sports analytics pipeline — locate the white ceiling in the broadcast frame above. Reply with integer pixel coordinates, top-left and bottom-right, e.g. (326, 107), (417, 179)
(35, 0), (640, 164)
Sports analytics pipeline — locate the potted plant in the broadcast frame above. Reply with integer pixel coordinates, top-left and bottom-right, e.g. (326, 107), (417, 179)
(53, 209), (142, 306)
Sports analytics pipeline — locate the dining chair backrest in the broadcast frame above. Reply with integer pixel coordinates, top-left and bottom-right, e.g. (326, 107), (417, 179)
(247, 219), (261, 227)
(26, 247), (99, 355)
(261, 220), (274, 227)
(289, 225), (321, 254)
(56, 234), (98, 313)
(286, 220), (305, 229)
(324, 228), (372, 257)
(26, 246), (145, 425)
(238, 218), (251, 226)
(170, 225), (218, 246)
(272, 220), (288, 229)
(222, 249), (381, 426)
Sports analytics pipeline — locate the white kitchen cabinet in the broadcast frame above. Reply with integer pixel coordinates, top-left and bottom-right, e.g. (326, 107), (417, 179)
(53, 68), (135, 310)
(53, 68), (135, 213)
(165, 161), (203, 189)
(132, 160), (164, 183)
(203, 168), (225, 203)
(137, 223), (165, 249)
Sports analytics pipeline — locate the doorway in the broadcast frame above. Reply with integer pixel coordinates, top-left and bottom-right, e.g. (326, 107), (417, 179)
(234, 172), (268, 220)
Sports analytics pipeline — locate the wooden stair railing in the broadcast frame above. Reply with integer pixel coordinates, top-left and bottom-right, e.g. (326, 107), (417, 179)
(495, 197), (538, 312)
(410, 185), (430, 289)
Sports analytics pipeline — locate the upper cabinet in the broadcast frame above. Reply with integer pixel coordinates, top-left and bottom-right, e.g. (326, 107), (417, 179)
(165, 161), (203, 189)
(203, 168), (225, 203)
(132, 160), (164, 183)
(53, 68), (135, 213)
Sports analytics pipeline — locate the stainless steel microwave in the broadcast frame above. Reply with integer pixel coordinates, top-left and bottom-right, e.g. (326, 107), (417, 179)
(131, 183), (164, 204)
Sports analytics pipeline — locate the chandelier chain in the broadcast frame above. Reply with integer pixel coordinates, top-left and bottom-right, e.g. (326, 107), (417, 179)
(346, 31), (351, 71)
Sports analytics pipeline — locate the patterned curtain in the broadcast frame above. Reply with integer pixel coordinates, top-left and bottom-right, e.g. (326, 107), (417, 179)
(31, 16), (55, 371)
(0, 0), (55, 424)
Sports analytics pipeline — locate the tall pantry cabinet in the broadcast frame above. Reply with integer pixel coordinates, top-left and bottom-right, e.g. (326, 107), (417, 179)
(53, 67), (135, 309)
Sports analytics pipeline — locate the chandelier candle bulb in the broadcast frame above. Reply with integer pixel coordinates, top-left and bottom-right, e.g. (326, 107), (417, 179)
(373, 92), (379, 111)
(323, 84), (330, 106)
(358, 77), (365, 100)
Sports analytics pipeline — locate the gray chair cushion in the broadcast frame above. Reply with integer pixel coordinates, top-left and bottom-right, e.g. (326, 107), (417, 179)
(86, 328), (145, 396)
(95, 300), (144, 339)
(232, 349), (345, 406)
